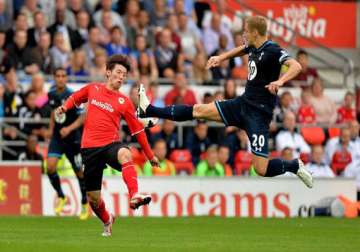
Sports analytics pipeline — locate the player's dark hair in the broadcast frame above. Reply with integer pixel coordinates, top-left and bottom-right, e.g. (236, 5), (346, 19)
(246, 16), (267, 36)
(53, 67), (67, 75)
(106, 54), (131, 72)
(297, 49), (308, 57)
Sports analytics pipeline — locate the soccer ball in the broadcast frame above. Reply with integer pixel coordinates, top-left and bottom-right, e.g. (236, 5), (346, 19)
(138, 117), (159, 128)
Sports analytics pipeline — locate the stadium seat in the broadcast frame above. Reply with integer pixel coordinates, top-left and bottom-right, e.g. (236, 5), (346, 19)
(331, 150), (352, 175)
(300, 127), (326, 145)
(328, 127), (341, 139)
(300, 152), (311, 164)
(169, 149), (194, 175)
(234, 151), (253, 175)
(270, 151), (280, 159)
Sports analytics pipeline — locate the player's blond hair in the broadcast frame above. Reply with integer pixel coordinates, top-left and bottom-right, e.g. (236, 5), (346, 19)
(246, 16), (267, 36)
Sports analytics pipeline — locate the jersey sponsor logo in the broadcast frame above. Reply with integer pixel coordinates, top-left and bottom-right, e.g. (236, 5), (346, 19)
(118, 98), (125, 104)
(90, 99), (114, 113)
(248, 60), (257, 80)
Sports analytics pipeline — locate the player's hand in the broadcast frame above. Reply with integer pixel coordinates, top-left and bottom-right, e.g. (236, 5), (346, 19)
(150, 156), (160, 168)
(265, 80), (284, 95)
(59, 126), (72, 138)
(206, 56), (222, 69)
(55, 105), (67, 116)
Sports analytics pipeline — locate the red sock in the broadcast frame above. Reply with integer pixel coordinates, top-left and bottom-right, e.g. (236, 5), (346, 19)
(121, 161), (138, 198)
(90, 198), (110, 224)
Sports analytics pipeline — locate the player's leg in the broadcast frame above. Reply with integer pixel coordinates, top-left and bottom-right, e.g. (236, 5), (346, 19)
(65, 146), (89, 220)
(82, 148), (114, 236)
(138, 84), (223, 122)
(107, 143), (151, 209)
(47, 138), (67, 215)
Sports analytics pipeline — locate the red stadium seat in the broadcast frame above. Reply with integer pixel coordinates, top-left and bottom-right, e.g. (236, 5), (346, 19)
(331, 150), (352, 175)
(234, 151), (252, 175)
(328, 127), (341, 139)
(300, 152), (311, 164)
(300, 127), (326, 145)
(169, 149), (194, 175)
(270, 151), (280, 159)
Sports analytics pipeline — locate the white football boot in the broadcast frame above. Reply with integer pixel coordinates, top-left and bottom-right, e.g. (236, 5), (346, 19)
(296, 159), (313, 188)
(102, 214), (115, 237)
(137, 84), (150, 118)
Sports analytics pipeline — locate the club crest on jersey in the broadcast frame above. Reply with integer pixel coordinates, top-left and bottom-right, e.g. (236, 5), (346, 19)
(248, 60), (257, 81)
(118, 98), (125, 104)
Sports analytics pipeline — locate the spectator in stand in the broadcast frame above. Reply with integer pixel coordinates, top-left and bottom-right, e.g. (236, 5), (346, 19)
(1, 66), (23, 117)
(82, 26), (102, 68)
(154, 28), (183, 78)
(344, 160), (360, 200)
(29, 73), (48, 110)
(122, 0), (140, 31)
(0, 30), (6, 64)
(68, 0), (92, 17)
(164, 13), (182, 53)
(147, 0), (168, 28)
(171, 0), (201, 39)
(306, 145), (335, 178)
(66, 49), (89, 77)
(164, 73), (197, 106)
(210, 36), (232, 81)
(89, 48), (107, 79)
(324, 126), (352, 165)
(127, 10), (155, 50)
(50, 0), (76, 30)
(273, 91), (296, 124)
(6, 30), (34, 74)
(337, 91), (356, 124)
(50, 32), (71, 69)
(149, 82), (165, 108)
(104, 26), (130, 57)
(29, 31), (53, 74)
(218, 145), (232, 176)
(143, 139), (176, 176)
(18, 90), (46, 137)
(192, 52), (211, 84)
(276, 111), (311, 158)
(27, 11), (47, 47)
(230, 32), (246, 79)
(133, 52), (159, 82)
(0, 0), (12, 31)
(18, 134), (43, 162)
(48, 9), (84, 51)
(348, 120), (360, 163)
(224, 129), (250, 167)
(185, 120), (211, 165)
(97, 10), (113, 45)
(20, 0), (39, 29)
(151, 119), (179, 151)
(0, 83), (4, 118)
(177, 11), (202, 63)
(309, 78), (337, 125)
(94, 0), (126, 39)
(202, 0), (232, 31)
(224, 79), (237, 100)
(76, 10), (92, 42)
(202, 12), (234, 56)
(281, 147), (294, 161)
(298, 89), (316, 124)
(293, 49), (318, 89)
(5, 13), (28, 47)
(195, 145), (225, 177)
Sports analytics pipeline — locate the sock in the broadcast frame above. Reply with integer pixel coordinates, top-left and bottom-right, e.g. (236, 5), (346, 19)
(121, 161), (138, 198)
(146, 104), (193, 121)
(89, 198), (110, 224)
(76, 176), (87, 204)
(264, 158), (299, 177)
(48, 172), (65, 198)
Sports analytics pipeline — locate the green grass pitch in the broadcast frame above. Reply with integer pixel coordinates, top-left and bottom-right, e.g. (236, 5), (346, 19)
(0, 217), (359, 252)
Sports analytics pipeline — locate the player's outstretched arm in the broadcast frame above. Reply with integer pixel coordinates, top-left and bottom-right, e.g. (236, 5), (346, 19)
(265, 59), (302, 95)
(206, 45), (247, 69)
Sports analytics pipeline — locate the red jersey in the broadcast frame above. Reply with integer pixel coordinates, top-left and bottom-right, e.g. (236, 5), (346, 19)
(64, 83), (144, 148)
(337, 106), (356, 123)
(298, 104), (316, 124)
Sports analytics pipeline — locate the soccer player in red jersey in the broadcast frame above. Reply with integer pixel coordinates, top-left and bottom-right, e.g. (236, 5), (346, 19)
(56, 55), (159, 236)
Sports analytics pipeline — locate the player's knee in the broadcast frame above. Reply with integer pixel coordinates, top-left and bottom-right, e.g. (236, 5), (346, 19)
(86, 192), (99, 205)
(252, 158), (268, 176)
(117, 148), (132, 163)
(47, 159), (57, 174)
(75, 170), (84, 179)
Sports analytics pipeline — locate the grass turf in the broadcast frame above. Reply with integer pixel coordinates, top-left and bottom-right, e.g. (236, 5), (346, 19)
(0, 217), (359, 252)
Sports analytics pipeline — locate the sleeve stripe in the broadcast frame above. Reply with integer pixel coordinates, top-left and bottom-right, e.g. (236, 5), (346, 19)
(131, 128), (145, 136)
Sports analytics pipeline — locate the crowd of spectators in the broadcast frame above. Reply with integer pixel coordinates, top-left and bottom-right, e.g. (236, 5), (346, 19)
(0, 1), (359, 185)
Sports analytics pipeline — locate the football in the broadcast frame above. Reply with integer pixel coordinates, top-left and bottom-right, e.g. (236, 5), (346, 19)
(137, 116), (159, 128)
